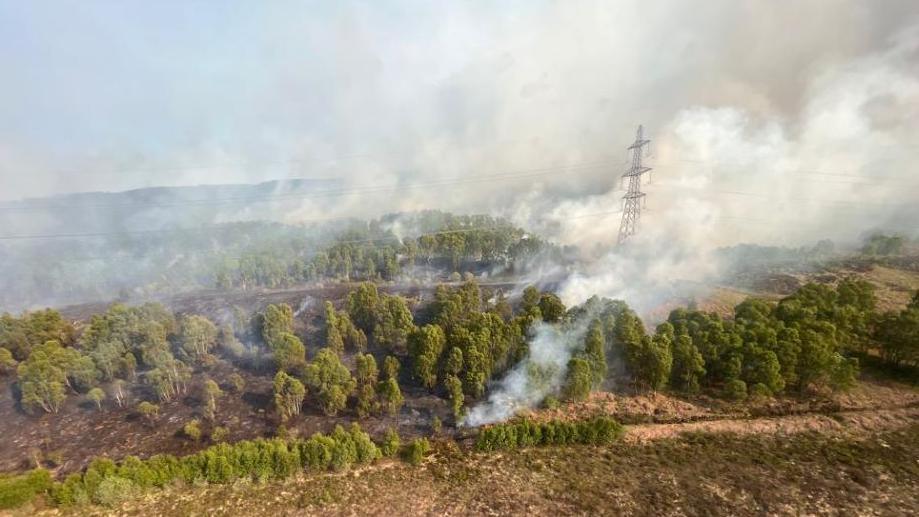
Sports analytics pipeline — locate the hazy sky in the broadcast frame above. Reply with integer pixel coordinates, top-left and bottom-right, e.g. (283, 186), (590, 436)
(1, 1), (917, 247)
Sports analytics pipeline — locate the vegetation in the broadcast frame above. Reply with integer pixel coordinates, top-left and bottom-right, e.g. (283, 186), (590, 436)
(475, 417), (625, 452)
(49, 424), (381, 508)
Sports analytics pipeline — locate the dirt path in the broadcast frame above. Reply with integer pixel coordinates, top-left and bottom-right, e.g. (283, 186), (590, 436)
(624, 405), (919, 443)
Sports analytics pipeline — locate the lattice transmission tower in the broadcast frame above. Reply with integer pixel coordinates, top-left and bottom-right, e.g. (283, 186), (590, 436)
(617, 125), (652, 245)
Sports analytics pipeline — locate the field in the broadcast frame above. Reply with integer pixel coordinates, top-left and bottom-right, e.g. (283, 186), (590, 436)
(31, 411), (918, 516)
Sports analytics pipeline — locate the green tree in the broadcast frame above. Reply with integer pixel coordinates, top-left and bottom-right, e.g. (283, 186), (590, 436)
(183, 419), (202, 441)
(583, 320), (607, 386)
(87, 387), (106, 411)
(381, 355), (400, 381)
(137, 401), (159, 425)
(203, 379), (223, 420)
(270, 333), (306, 371)
(669, 334), (705, 393)
(563, 357), (592, 401)
(408, 325), (446, 389)
(272, 371), (306, 421)
(179, 315), (218, 361)
(445, 374), (464, 421)
(260, 303), (294, 346)
(304, 348), (355, 416)
(538, 293), (566, 323)
(380, 427), (401, 457)
(377, 377), (404, 416)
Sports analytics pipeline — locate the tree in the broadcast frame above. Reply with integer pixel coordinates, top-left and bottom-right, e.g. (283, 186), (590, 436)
(374, 296), (416, 353)
(183, 419), (202, 441)
(179, 315), (218, 361)
(355, 354), (379, 418)
(203, 379), (223, 420)
(137, 401), (159, 426)
(347, 283), (381, 334)
(272, 371), (305, 421)
(323, 302), (345, 355)
(355, 383), (377, 418)
(377, 377), (404, 416)
(669, 334), (705, 393)
(17, 346), (68, 414)
(408, 325), (446, 389)
(260, 303), (294, 346)
(563, 357), (592, 401)
(87, 387), (106, 411)
(0, 347), (17, 375)
(404, 438), (430, 465)
(269, 333), (306, 371)
(445, 374), (464, 421)
(380, 427), (401, 457)
(303, 348), (355, 416)
(228, 373), (246, 393)
(538, 293), (566, 323)
(444, 347), (464, 377)
(583, 320), (607, 386)
(381, 355), (400, 381)
(520, 286), (542, 320)
(629, 332), (672, 392)
(355, 354), (379, 385)
(111, 379), (127, 408)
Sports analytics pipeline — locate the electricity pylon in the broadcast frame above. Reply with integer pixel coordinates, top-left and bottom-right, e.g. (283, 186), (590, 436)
(617, 125), (652, 245)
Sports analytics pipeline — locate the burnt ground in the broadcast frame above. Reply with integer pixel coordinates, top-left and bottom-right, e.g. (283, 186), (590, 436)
(0, 354), (455, 477)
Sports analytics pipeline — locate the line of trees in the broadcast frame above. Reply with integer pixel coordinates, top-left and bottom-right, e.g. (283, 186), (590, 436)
(558, 280), (915, 403)
(475, 416), (624, 452)
(214, 211), (560, 289)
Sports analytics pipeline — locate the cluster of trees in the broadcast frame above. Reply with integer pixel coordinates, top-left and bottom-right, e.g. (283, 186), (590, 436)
(213, 211), (560, 290)
(860, 233), (906, 256)
(874, 291), (919, 368)
(50, 423), (385, 507)
(408, 282), (533, 418)
(255, 296), (406, 420)
(589, 280), (889, 399)
(0, 469), (52, 510)
(475, 416), (624, 452)
(3, 303), (234, 414)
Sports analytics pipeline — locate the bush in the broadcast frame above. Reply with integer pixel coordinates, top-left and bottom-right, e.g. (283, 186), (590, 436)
(723, 379), (748, 401)
(45, 423), (383, 510)
(183, 419), (202, 441)
(474, 417), (624, 452)
(380, 427), (401, 457)
(211, 426), (229, 443)
(404, 438), (431, 465)
(0, 469), (51, 509)
(92, 476), (137, 507)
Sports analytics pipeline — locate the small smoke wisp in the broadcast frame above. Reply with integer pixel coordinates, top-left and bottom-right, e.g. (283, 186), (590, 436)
(463, 319), (590, 427)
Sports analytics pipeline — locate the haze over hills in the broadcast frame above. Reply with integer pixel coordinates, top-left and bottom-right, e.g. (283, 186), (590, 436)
(0, 178), (342, 235)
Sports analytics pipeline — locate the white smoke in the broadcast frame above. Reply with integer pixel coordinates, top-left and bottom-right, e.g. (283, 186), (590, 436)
(463, 317), (592, 427)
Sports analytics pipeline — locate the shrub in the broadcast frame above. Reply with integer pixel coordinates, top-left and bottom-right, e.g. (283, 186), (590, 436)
(6, 420), (398, 511)
(183, 419), (202, 441)
(404, 438), (431, 465)
(211, 426), (229, 443)
(723, 379), (748, 401)
(92, 476), (137, 507)
(474, 417), (625, 452)
(380, 427), (401, 457)
(0, 469), (51, 509)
